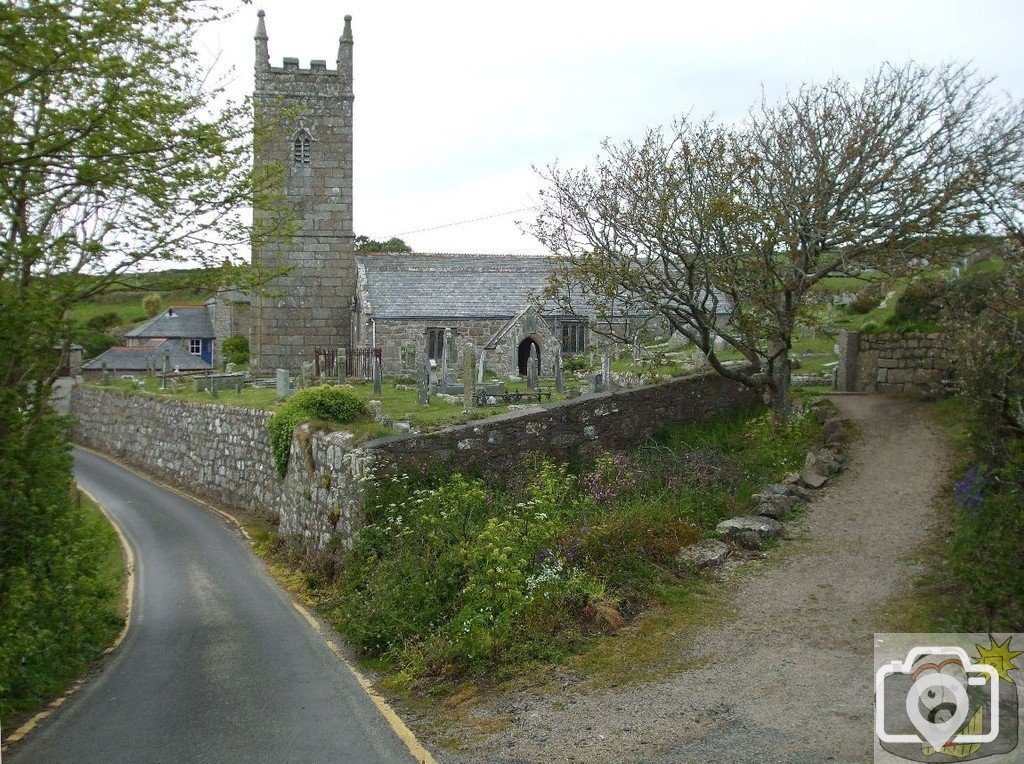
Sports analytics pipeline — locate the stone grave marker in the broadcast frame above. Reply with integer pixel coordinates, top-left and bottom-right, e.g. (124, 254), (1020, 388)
(463, 342), (476, 409)
(417, 355), (430, 406)
(276, 368), (291, 399)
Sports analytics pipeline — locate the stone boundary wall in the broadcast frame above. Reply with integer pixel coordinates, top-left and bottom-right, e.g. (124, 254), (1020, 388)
(363, 373), (759, 474)
(836, 329), (953, 395)
(71, 387), (282, 516)
(71, 372), (758, 551)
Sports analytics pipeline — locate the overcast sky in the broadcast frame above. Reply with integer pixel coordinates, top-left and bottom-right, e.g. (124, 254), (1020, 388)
(197, 0), (1024, 255)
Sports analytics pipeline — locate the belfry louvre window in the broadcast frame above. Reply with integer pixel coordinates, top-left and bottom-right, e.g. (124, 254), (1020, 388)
(293, 130), (312, 165)
(561, 322), (587, 354)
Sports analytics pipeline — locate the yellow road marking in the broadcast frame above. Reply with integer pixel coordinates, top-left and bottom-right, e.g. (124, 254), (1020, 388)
(70, 445), (435, 763)
(1, 486), (136, 752)
(292, 602), (437, 764)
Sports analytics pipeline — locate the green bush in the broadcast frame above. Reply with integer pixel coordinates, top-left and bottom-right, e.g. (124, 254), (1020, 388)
(849, 285), (882, 314)
(890, 277), (948, 326)
(325, 405), (820, 680)
(221, 335), (249, 366)
(0, 397), (124, 725)
(268, 386), (367, 478)
(141, 293), (162, 318)
(562, 356), (590, 373)
(85, 310), (121, 331)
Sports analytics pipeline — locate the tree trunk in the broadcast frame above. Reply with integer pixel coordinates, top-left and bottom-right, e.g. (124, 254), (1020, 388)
(765, 349), (792, 427)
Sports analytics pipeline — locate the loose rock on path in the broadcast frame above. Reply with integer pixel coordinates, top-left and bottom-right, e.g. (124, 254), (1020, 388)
(443, 395), (953, 763)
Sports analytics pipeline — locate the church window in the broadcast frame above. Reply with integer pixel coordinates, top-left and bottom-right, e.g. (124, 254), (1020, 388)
(561, 322), (587, 354)
(292, 129), (312, 166)
(427, 328), (445, 361)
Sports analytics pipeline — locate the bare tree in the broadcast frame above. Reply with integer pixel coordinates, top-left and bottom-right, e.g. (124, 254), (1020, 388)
(536, 63), (994, 422)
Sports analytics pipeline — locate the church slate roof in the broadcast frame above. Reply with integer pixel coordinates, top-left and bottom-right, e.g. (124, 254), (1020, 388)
(124, 305), (215, 339)
(357, 253), (558, 320)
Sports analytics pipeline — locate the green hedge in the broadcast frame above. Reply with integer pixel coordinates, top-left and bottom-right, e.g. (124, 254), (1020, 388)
(268, 386), (368, 478)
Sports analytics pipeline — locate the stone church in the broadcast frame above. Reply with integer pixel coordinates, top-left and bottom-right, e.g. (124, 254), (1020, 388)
(249, 12), (603, 378)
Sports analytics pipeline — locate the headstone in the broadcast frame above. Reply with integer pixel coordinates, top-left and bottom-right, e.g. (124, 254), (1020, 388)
(527, 344), (539, 390)
(601, 349), (611, 390)
(440, 329), (452, 393)
(402, 344), (416, 376)
(102, 360), (110, 385)
(633, 334), (642, 362)
(276, 368), (290, 399)
(417, 355), (430, 406)
(339, 347), (348, 380)
(477, 349), (487, 384)
(554, 348), (564, 393)
(300, 361), (311, 390)
(589, 373), (602, 394)
(161, 350), (170, 389)
(372, 357), (382, 395)
(463, 342), (476, 409)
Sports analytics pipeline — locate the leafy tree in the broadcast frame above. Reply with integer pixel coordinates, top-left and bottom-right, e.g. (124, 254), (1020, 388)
(535, 64), (1000, 422)
(0, 0), (276, 717)
(142, 293), (163, 318)
(222, 334), (249, 366)
(354, 235), (412, 253)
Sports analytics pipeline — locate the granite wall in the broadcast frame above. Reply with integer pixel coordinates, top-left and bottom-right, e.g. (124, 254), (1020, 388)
(72, 371), (758, 551)
(836, 330), (953, 395)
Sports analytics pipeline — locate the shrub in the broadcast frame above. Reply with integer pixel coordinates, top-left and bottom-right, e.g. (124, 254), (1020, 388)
(85, 311), (121, 331)
(0, 398), (123, 725)
(325, 405), (821, 680)
(222, 335), (249, 366)
(268, 386), (367, 478)
(562, 356), (589, 373)
(849, 284), (883, 314)
(890, 277), (948, 326)
(141, 293), (162, 317)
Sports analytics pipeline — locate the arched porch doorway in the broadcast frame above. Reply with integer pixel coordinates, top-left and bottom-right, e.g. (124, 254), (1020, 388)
(517, 337), (540, 376)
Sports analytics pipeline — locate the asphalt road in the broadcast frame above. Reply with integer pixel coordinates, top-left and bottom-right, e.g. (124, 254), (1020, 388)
(11, 449), (417, 764)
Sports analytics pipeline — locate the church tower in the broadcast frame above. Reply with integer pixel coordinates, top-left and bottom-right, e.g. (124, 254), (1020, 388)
(250, 11), (355, 371)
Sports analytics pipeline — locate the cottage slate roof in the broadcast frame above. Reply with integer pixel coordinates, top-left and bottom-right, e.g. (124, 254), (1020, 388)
(83, 339), (211, 372)
(357, 253), (594, 320)
(124, 306), (214, 339)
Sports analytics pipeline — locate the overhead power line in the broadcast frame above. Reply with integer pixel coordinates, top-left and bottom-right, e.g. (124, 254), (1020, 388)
(397, 205), (539, 236)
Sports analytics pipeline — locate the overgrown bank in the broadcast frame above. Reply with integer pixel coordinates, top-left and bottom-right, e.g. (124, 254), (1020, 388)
(262, 404), (821, 689)
(894, 398), (1024, 633)
(0, 479), (126, 730)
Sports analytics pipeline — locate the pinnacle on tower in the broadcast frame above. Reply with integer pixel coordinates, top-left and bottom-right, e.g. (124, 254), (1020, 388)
(337, 15), (353, 96)
(337, 15), (353, 67)
(255, 10), (269, 70)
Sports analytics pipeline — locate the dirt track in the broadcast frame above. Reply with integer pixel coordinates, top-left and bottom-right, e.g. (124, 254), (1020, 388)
(446, 395), (953, 763)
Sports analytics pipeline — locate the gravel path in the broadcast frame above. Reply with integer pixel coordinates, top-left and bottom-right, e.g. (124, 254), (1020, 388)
(443, 395), (953, 763)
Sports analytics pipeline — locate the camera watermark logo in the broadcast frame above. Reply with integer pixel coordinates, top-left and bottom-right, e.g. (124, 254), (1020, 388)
(874, 634), (1021, 762)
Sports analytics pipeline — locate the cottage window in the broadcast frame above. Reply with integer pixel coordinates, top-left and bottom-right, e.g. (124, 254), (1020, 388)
(189, 339), (203, 356)
(561, 323), (587, 354)
(292, 129), (312, 166)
